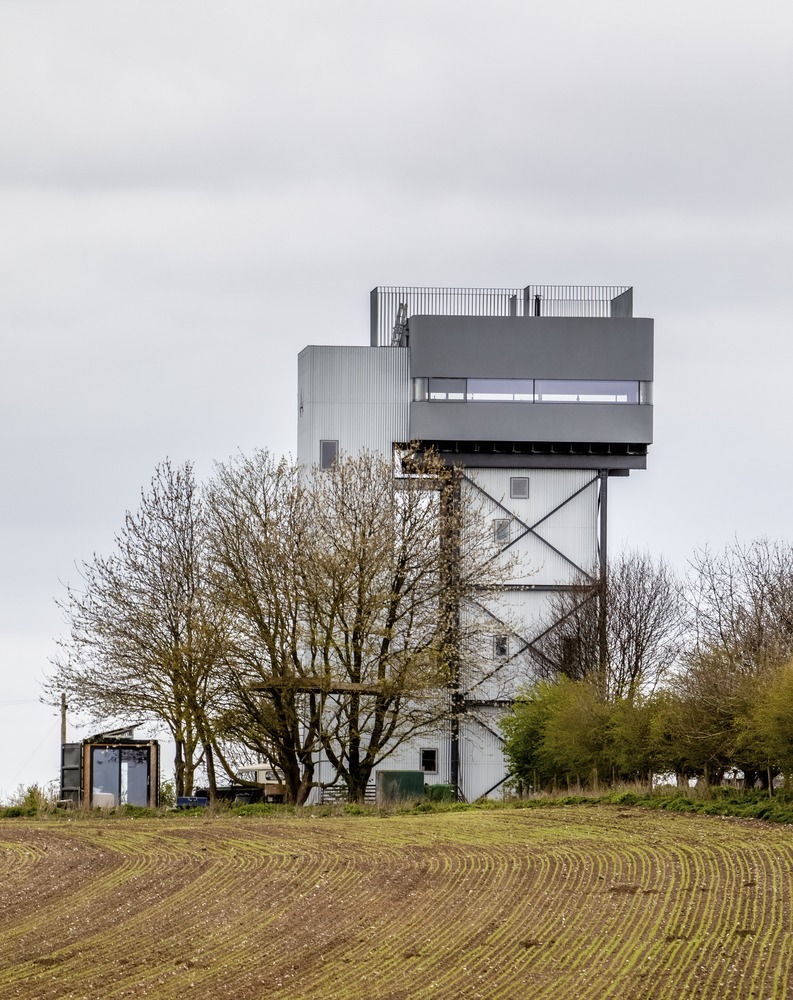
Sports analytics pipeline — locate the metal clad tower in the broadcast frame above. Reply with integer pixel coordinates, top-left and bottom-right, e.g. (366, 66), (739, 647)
(297, 285), (653, 802)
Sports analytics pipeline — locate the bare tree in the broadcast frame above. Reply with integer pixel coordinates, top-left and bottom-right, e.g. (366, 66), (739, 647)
(536, 550), (685, 701)
(47, 461), (224, 798)
(305, 453), (461, 802)
(52, 450), (518, 805)
(687, 538), (793, 673)
(205, 451), (323, 805)
(207, 449), (508, 804)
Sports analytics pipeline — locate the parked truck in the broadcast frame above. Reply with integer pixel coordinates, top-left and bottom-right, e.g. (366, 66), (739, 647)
(193, 765), (286, 804)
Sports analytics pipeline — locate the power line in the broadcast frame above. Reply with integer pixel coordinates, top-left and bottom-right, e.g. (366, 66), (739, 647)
(5, 719), (60, 789)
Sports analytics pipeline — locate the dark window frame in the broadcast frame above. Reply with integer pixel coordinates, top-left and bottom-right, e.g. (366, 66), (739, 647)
(493, 635), (509, 659)
(320, 440), (339, 470)
(420, 748), (438, 773)
(89, 744), (151, 807)
(493, 518), (510, 545)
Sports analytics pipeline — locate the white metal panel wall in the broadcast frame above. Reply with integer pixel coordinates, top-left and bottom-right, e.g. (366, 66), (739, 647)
(297, 346), (410, 466)
(459, 711), (509, 802)
(464, 468), (599, 585)
(457, 467), (602, 782)
(385, 727), (453, 784)
(461, 589), (553, 702)
(305, 727), (453, 804)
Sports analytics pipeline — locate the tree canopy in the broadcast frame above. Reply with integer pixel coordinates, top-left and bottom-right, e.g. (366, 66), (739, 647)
(48, 461), (224, 797)
(51, 449), (513, 804)
(504, 541), (793, 793)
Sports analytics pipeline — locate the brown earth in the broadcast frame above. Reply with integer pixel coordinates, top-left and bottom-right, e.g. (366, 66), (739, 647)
(1, 806), (792, 999)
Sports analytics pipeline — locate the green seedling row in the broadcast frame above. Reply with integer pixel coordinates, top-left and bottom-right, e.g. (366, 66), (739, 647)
(2, 808), (793, 999)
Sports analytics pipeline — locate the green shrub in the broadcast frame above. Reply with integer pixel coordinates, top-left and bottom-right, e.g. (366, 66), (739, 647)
(159, 780), (176, 808)
(0, 806), (35, 818)
(343, 803), (368, 816)
(231, 803), (280, 816)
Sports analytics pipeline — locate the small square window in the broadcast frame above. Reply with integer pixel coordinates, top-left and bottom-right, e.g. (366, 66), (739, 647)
(493, 635), (509, 659)
(493, 518), (510, 545)
(320, 440), (338, 470)
(421, 748), (438, 773)
(510, 476), (529, 499)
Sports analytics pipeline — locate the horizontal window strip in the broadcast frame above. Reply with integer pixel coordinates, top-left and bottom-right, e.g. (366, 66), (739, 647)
(416, 378), (646, 404)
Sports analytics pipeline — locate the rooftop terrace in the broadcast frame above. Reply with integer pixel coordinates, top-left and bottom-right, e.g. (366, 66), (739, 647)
(370, 285), (633, 347)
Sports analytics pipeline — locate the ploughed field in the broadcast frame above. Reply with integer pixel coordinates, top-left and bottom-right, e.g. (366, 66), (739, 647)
(1, 807), (792, 999)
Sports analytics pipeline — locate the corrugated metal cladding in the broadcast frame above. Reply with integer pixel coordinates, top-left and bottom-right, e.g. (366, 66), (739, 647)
(297, 346), (409, 467)
(472, 588), (557, 642)
(460, 713), (509, 802)
(462, 650), (536, 705)
(461, 589), (554, 702)
(386, 728), (453, 783)
(463, 469), (599, 584)
(466, 467), (598, 524)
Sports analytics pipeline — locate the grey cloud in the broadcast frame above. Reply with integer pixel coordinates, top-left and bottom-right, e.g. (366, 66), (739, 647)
(0, 2), (789, 218)
(0, 0), (791, 797)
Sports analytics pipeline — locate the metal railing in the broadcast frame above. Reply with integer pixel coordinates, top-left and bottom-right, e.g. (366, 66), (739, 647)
(370, 284), (632, 347)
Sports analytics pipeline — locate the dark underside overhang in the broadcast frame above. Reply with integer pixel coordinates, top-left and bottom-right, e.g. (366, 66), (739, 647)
(406, 440), (647, 472)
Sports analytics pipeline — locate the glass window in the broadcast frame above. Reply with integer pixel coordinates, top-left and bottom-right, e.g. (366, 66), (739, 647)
(320, 440), (338, 470)
(91, 746), (150, 807)
(428, 378), (466, 401)
(493, 519), (510, 545)
(422, 377), (643, 404)
(534, 379), (639, 403)
(92, 747), (120, 806)
(121, 747), (150, 806)
(510, 476), (529, 499)
(421, 748), (438, 773)
(494, 636), (509, 659)
(466, 379), (534, 402)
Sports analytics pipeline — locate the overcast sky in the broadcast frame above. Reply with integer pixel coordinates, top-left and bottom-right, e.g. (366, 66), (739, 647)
(1, 1), (791, 799)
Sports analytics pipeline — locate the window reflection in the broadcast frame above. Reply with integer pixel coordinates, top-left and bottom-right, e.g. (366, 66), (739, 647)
(121, 747), (150, 806)
(534, 379), (639, 403)
(428, 378), (466, 400)
(91, 746), (150, 807)
(92, 748), (120, 806)
(467, 379), (533, 401)
(415, 377), (645, 404)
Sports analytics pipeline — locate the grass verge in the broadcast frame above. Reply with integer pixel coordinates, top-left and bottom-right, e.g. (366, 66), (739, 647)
(3, 786), (793, 823)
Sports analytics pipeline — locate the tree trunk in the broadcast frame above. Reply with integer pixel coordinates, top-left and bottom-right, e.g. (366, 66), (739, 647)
(204, 742), (218, 802)
(294, 752), (315, 806)
(347, 770), (370, 804)
(174, 739), (186, 798)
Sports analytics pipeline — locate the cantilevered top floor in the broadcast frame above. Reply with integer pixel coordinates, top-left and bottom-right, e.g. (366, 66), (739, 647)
(298, 285), (653, 472)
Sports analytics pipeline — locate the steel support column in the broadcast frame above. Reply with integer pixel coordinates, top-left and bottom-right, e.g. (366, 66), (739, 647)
(598, 470), (609, 689)
(440, 474), (463, 800)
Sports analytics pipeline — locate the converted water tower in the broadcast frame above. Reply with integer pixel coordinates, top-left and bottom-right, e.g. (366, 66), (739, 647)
(298, 285), (653, 801)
